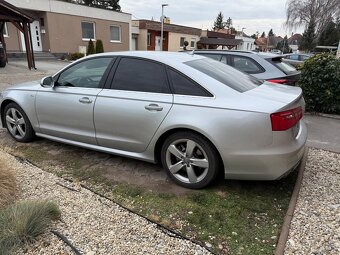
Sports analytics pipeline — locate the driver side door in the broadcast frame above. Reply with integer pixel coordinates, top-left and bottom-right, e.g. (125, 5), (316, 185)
(35, 57), (114, 144)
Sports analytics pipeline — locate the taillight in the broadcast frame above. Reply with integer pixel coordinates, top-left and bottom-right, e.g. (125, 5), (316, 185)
(267, 79), (289, 84)
(271, 107), (303, 131)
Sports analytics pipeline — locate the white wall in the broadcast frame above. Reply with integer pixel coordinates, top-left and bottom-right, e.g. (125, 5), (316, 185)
(235, 36), (255, 51)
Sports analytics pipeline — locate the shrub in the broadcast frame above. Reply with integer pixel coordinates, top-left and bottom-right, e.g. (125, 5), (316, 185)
(298, 53), (340, 114)
(0, 200), (61, 254)
(0, 159), (17, 209)
(87, 39), (96, 55)
(68, 52), (85, 61)
(96, 39), (104, 53)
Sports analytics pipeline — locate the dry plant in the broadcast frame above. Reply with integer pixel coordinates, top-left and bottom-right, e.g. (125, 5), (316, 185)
(0, 157), (17, 208)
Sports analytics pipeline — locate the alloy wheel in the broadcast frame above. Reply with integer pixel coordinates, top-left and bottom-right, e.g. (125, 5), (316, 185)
(5, 108), (26, 140)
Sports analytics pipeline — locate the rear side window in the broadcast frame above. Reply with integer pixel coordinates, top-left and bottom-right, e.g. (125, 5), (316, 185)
(168, 69), (212, 97)
(230, 55), (264, 74)
(111, 58), (170, 94)
(269, 58), (297, 74)
(185, 58), (262, 92)
(196, 53), (222, 61)
(288, 54), (299, 60)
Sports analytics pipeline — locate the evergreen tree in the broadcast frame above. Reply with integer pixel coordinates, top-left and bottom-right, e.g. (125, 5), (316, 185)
(261, 32), (265, 38)
(213, 12), (225, 31)
(95, 39), (104, 53)
(318, 20), (340, 46)
(268, 29), (274, 36)
(225, 17), (232, 29)
(300, 21), (317, 52)
(277, 35), (290, 53)
(87, 39), (96, 55)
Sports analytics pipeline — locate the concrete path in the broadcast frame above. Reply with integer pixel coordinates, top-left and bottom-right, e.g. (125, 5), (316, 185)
(304, 115), (340, 153)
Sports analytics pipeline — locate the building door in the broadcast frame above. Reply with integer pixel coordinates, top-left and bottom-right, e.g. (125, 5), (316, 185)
(155, 36), (161, 51)
(20, 20), (42, 52)
(131, 37), (137, 50)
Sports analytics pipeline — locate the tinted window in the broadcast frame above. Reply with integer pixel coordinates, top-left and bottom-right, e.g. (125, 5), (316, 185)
(270, 58), (297, 74)
(230, 56), (264, 74)
(185, 58), (262, 92)
(57, 58), (112, 88)
(197, 53), (221, 61)
(220, 55), (228, 64)
(112, 58), (170, 93)
(168, 69), (212, 97)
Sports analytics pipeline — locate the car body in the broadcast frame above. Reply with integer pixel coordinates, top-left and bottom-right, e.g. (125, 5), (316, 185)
(0, 52), (307, 188)
(282, 53), (312, 67)
(194, 50), (300, 85)
(0, 43), (6, 68)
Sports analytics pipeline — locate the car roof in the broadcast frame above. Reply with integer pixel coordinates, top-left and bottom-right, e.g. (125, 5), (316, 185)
(84, 51), (205, 65)
(194, 49), (282, 59)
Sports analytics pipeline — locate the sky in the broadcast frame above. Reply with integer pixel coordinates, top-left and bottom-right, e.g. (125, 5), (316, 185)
(120, 0), (304, 37)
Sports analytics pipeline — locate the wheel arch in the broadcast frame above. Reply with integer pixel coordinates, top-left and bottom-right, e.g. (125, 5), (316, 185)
(154, 127), (224, 171)
(0, 99), (18, 128)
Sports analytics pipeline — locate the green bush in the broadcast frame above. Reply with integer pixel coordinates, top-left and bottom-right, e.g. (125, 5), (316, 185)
(87, 39), (96, 55)
(96, 39), (104, 53)
(298, 53), (340, 114)
(68, 52), (85, 61)
(0, 200), (61, 254)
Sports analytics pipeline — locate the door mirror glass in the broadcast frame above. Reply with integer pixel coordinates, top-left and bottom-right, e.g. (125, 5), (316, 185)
(40, 76), (54, 87)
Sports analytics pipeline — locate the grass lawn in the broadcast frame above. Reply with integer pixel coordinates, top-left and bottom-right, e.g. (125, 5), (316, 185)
(2, 138), (297, 255)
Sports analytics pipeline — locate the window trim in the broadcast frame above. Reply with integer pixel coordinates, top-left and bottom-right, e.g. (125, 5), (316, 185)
(81, 21), (96, 41)
(3, 22), (9, 37)
(110, 25), (121, 43)
(179, 37), (185, 48)
(229, 55), (265, 74)
(166, 67), (214, 98)
(147, 33), (151, 47)
(109, 56), (172, 94)
(190, 38), (196, 49)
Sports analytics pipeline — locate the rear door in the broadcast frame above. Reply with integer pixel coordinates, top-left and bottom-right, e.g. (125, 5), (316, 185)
(94, 57), (173, 153)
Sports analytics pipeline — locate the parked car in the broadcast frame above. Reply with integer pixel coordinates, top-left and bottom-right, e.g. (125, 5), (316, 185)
(0, 52), (307, 189)
(194, 50), (300, 85)
(270, 49), (282, 54)
(282, 53), (312, 67)
(0, 43), (7, 68)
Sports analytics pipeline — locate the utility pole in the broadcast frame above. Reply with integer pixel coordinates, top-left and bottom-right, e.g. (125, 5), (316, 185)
(160, 4), (168, 51)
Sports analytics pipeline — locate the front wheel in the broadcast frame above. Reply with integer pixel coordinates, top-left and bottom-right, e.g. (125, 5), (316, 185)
(4, 103), (35, 143)
(161, 132), (220, 189)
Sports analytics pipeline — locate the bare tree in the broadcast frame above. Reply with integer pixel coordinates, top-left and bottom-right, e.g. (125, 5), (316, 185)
(285, 0), (340, 37)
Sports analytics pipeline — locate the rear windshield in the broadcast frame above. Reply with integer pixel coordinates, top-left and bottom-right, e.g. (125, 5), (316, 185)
(269, 58), (297, 74)
(185, 58), (262, 92)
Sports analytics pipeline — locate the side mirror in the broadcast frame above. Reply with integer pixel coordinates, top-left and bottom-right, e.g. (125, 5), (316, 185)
(40, 76), (54, 87)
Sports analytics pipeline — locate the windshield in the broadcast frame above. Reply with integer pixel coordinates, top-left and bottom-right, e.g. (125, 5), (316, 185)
(185, 58), (262, 92)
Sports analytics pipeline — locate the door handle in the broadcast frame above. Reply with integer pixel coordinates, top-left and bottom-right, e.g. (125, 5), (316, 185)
(145, 104), (163, 111)
(79, 97), (93, 104)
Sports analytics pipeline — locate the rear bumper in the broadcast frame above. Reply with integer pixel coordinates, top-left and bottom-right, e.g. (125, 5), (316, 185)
(223, 121), (307, 180)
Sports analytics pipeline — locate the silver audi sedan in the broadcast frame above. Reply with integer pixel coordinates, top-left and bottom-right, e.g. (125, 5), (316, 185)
(0, 52), (307, 189)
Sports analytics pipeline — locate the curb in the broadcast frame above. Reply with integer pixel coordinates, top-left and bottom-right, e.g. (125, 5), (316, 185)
(305, 112), (340, 120)
(274, 147), (309, 255)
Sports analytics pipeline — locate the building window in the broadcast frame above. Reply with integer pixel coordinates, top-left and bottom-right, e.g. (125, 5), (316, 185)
(3, 22), (9, 37)
(81, 21), (95, 41)
(190, 38), (196, 48)
(40, 18), (45, 27)
(180, 37), (185, 48)
(110, 25), (121, 42)
(147, 33), (151, 46)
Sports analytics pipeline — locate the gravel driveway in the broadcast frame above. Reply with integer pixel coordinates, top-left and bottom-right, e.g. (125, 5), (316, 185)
(284, 148), (340, 255)
(0, 150), (210, 255)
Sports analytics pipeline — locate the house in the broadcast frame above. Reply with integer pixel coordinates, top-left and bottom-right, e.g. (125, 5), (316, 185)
(234, 32), (256, 51)
(3, 0), (132, 57)
(288, 33), (303, 52)
(255, 36), (283, 52)
(198, 30), (242, 49)
(132, 19), (201, 51)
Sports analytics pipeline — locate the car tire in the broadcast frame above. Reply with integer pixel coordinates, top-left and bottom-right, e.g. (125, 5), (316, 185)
(0, 60), (6, 68)
(4, 103), (35, 143)
(161, 131), (220, 189)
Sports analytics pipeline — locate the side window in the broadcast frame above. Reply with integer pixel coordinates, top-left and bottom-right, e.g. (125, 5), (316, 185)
(230, 56), (264, 74)
(289, 54), (299, 60)
(168, 69), (212, 97)
(57, 58), (112, 88)
(220, 55), (228, 64)
(199, 54), (221, 61)
(112, 58), (170, 93)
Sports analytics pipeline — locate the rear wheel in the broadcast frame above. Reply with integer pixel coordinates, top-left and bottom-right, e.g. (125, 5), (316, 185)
(161, 132), (220, 189)
(4, 103), (35, 142)
(0, 60), (6, 68)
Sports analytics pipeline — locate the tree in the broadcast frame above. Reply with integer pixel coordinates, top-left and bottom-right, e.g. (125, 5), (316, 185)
(251, 34), (258, 39)
(300, 21), (316, 52)
(225, 17), (232, 29)
(213, 12), (225, 30)
(277, 35), (290, 53)
(95, 39), (104, 53)
(285, 0), (340, 38)
(268, 29), (274, 36)
(318, 20), (340, 46)
(87, 39), (95, 55)
(261, 32), (265, 38)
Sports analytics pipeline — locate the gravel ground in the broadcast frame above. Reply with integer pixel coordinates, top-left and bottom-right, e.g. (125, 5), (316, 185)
(0, 150), (210, 255)
(285, 148), (340, 255)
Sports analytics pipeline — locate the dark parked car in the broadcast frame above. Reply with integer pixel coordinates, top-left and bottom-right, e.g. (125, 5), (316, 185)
(194, 50), (300, 85)
(0, 43), (7, 68)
